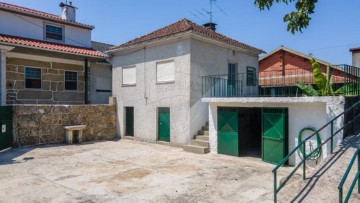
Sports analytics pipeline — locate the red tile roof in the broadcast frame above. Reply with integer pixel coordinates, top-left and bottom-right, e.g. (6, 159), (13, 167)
(0, 34), (106, 58)
(0, 2), (94, 29)
(110, 19), (263, 53)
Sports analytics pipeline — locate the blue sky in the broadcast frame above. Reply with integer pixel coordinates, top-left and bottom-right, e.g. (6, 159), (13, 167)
(2, 0), (360, 64)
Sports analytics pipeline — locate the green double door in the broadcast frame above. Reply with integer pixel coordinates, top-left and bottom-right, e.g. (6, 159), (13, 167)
(158, 107), (170, 142)
(0, 106), (12, 150)
(262, 108), (288, 164)
(218, 107), (288, 164)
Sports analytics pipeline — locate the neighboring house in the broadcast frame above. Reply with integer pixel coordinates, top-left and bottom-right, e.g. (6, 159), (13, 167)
(0, 2), (111, 105)
(90, 41), (113, 104)
(108, 19), (263, 148)
(350, 47), (360, 68)
(259, 46), (348, 96)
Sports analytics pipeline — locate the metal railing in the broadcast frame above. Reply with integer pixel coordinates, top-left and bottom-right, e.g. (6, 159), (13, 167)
(338, 148), (360, 203)
(202, 73), (259, 97)
(202, 66), (360, 98)
(273, 99), (360, 202)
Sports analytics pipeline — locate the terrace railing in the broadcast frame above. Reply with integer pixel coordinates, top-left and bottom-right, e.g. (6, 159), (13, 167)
(202, 65), (360, 98)
(272, 99), (360, 202)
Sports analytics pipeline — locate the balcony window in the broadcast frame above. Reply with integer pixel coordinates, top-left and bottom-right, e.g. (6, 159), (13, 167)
(247, 67), (257, 86)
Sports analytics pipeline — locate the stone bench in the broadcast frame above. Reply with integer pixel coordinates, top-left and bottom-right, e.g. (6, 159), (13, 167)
(64, 125), (86, 144)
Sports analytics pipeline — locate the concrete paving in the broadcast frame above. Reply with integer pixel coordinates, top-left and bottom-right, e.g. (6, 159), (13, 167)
(0, 140), (295, 203)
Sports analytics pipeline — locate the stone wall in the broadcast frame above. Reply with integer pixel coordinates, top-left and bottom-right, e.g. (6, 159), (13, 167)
(6, 57), (85, 104)
(13, 104), (117, 147)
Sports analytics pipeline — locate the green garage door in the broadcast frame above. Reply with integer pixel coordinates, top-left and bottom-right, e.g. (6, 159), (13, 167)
(158, 107), (170, 142)
(218, 107), (239, 156)
(0, 106), (12, 150)
(262, 108), (288, 164)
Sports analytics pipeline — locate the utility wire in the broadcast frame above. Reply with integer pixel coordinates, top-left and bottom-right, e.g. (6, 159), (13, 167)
(13, 13), (92, 48)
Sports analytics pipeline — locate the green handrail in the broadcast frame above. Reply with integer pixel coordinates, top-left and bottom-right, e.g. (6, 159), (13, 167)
(338, 148), (360, 203)
(273, 99), (360, 203)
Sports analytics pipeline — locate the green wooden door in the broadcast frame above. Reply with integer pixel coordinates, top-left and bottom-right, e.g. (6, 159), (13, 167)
(262, 108), (288, 164)
(0, 106), (12, 150)
(125, 107), (134, 136)
(218, 107), (239, 156)
(158, 107), (170, 142)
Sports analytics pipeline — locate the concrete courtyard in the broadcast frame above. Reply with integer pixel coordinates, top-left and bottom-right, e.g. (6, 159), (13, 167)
(0, 140), (295, 203)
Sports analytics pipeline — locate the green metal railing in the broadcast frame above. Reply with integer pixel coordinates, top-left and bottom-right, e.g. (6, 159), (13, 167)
(273, 99), (360, 202)
(338, 148), (360, 203)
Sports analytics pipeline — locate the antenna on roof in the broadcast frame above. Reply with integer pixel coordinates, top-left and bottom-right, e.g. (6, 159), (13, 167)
(202, 0), (227, 23)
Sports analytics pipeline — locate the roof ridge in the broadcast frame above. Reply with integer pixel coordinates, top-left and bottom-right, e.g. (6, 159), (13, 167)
(0, 1), (94, 29)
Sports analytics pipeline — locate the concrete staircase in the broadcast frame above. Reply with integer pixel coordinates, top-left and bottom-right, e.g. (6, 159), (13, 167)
(183, 122), (210, 154)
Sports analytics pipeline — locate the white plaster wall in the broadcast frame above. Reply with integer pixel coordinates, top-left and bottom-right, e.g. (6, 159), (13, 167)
(0, 10), (91, 47)
(189, 39), (259, 138)
(352, 52), (360, 68)
(112, 39), (191, 145)
(89, 63), (112, 104)
(205, 97), (345, 166)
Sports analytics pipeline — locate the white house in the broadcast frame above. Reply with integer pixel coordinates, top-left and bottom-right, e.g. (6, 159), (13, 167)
(108, 19), (263, 151)
(0, 2), (112, 105)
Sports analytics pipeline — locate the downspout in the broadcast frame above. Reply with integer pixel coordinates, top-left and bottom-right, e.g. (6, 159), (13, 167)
(84, 58), (89, 104)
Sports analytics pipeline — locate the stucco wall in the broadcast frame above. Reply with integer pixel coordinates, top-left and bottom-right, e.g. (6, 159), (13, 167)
(205, 97), (345, 166)
(89, 63), (112, 104)
(112, 39), (192, 145)
(190, 39), (259, 138)
(12, 104), (117, 147)
(0, 10), (92, 47)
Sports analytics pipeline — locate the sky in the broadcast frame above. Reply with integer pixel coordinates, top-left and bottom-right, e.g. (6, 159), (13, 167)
(2, 0), (360, 65)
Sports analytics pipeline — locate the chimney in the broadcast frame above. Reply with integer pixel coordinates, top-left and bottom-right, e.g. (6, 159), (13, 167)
(203, 22), (217, 31)
(59, 1), (76, 22)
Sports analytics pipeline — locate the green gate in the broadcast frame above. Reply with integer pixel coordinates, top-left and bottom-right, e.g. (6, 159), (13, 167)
(218, 107), (239, 156)
(262, 108), (288, 164)
(0, 106), (12, 150)
(125, 107), (134, 136)
(158, 107), (170, 142)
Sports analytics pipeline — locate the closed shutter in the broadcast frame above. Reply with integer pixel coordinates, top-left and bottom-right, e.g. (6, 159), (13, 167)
(122, 66), (136, 85)
(157, 61), (175, 82)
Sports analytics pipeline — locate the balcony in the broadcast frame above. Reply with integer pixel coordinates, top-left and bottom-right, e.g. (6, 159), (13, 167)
(202, 65), (360, 98)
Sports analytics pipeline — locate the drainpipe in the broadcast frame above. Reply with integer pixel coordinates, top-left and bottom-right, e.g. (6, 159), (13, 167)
(84, 58), (89, 104)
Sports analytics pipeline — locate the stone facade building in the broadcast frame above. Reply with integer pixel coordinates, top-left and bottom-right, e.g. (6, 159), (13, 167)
(0, 2), (112, 105)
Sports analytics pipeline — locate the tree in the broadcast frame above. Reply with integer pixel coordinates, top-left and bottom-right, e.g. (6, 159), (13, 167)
(254, 0), (318, 34)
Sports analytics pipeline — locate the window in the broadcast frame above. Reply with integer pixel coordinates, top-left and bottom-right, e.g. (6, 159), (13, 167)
(157, 61), (175, 83)
(228, 63), (237, 85)
(65, 71), (78, 90)
(246, 67), (257, 86)
(25, 67), (41, 89)
(45, 24), (63, 41)
(122, 66), (136, 85)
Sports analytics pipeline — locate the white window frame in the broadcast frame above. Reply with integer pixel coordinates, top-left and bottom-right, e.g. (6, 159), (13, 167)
(156, 60), (175, 84)
(44, 22), (65, 42)
(122, 66), (136, 86)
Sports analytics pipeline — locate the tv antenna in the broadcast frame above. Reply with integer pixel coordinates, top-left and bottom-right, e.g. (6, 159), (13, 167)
(189, 0), (227, 23)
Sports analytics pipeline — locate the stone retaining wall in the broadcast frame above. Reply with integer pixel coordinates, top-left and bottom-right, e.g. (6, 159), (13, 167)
(13, 104), (117, 147)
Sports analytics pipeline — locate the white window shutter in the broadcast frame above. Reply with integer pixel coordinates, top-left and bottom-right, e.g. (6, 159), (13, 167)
(157, 61), (175, 82)
(122, 66), (136, 85)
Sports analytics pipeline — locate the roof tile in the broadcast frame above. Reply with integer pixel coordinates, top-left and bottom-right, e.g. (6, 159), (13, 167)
(0, 34), (106, 58)
(110, 19), (263, 53)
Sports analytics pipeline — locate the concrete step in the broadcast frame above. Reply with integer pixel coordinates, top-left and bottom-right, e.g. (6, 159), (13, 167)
(198, 130), (209, 135)
(196, 135), (209, 141)
(205, 121), (209, 126)
(183, 145), (210, 154)
(189, 139), (209, 147)
(202, 126), (209, 131)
